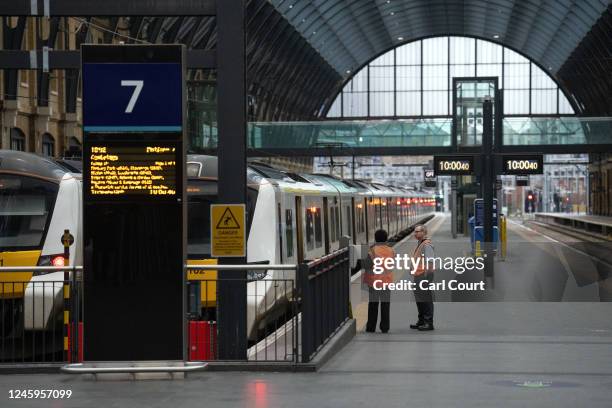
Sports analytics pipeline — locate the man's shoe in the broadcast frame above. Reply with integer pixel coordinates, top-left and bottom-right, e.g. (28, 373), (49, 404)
(365, 328), (375, 333)
(417, 322), (434, 331)
(410, 322), (424, 329)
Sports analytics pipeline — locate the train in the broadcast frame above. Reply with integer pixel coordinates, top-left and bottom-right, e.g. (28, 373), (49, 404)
(0, 150), (436, 342)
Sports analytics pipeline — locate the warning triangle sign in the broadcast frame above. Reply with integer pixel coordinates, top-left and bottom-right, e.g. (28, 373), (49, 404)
(215, 207), (241, 229)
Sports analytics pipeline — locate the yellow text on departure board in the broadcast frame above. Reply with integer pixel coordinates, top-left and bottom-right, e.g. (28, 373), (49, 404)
(89, 145), (177, 196)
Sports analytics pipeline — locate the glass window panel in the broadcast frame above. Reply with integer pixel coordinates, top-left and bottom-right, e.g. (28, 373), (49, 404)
(397, 91), (421, 116)
(396, 65), (420, 91)
(423, 91), (448, 115)
(477, 39), (502, 63)
(531, 63), (556, 89)
(423, 37), (448, 65)
(423, 64), (448, 90)
(558, 91), (575, 114)
(449, 64), (475, 88)
(396, 40), (421, 65)
(342, 92), (368, 117)
(531, 89), (557, 114)
(370, 50), (394, 66)
(369, 66), (394, 91)
(503, 89), (529, 114)
(503, 63), (529, 89)
(476, 63), (502, 79)
(450, 37), (475, 64)
(327, 95), (342, 117)
(369, 92), (394, 116)
(350, 69), (368, 92)
(504, 47), (527, 64)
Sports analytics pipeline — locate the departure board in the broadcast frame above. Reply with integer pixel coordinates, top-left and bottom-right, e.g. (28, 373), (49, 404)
(88, 145), (177, 197)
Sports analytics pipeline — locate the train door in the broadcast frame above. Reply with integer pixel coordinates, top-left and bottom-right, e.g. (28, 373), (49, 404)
(364, 197), (371, 243)
(295, 196), (304, 263)
(351, 197), (357, 244)
(323, 197), (330, 254)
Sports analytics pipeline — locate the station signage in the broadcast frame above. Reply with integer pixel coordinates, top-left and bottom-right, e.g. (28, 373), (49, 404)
(211, 204), (246, 257)
(434, 156), (475, 176)
(424, 169), (436, 187)
(82, 44), (186, 362)
(501, 155), (543, 175)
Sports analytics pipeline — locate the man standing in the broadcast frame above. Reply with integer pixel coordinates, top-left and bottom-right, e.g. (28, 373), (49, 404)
(363, 229), (395, 333)
(411, 224), (434, 331)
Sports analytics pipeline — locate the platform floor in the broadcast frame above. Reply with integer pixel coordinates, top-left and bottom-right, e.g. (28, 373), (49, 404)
(1, 302), (611, 408)
(2, 214), (611, 407)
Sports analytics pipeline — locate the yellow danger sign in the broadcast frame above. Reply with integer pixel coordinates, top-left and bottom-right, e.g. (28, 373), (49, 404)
(211, 204), (246, 257)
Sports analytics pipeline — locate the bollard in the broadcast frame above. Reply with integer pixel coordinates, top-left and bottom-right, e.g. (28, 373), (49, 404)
(475, 240), (482, 257)
(61, 229), (74, 362)
(500, 216), (507, 260)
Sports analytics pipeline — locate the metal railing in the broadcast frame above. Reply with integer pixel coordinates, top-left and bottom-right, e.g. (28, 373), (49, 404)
(299, 246), (351, 363)
(0, 266), (82, 364)
(2, 252), (352, 366)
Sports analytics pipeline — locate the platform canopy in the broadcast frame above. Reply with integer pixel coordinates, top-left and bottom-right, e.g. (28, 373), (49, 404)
(270, 0), (611, 115)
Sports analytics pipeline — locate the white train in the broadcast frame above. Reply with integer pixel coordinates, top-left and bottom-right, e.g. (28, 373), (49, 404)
(186, 155), (436, 340)
(0, 151), (435, 342)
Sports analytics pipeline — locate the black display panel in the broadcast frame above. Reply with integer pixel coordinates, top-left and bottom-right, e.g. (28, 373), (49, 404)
(502, 155), (543, 175)
(84, 140), (180, 200)
(434, 156), (475, 176)
(82, 45), (185, 362)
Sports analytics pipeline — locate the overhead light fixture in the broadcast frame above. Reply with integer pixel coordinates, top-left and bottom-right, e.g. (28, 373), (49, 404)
(390, 11), (395, 16)
(397, 36), (404, 41)
(346, 70), (351, 74)
(493, 34), (500, 39)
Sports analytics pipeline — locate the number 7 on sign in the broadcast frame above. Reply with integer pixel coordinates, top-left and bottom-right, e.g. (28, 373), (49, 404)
(121, 80), (144, 113)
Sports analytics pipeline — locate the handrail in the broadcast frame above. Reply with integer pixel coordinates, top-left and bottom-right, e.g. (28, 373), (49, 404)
(0, 266), (82, 272)
(185, 264), (297, 270)
(60, 362), (207, 374)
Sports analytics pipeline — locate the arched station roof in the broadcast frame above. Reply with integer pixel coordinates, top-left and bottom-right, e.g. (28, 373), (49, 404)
(270, 0), (611, 115)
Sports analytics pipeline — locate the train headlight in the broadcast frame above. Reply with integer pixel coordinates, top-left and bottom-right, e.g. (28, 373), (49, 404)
(35, 254), (66, 275)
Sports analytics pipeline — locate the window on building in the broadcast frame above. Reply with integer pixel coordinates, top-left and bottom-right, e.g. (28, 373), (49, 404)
(42, 133), (54, 157)
(10, 128), (25, 151)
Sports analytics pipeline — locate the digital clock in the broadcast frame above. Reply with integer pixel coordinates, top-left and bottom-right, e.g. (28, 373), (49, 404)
(502, 155), (543, 175)
(434, 156), (475, 175)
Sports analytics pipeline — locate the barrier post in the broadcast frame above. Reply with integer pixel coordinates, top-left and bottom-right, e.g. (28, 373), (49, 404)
(500, 216), (507, 260)
(61, 230), (73, 361)
(475, 240), (482, 257)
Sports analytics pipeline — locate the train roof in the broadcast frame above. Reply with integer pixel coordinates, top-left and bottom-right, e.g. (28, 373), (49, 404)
(0, 150), (68, 183)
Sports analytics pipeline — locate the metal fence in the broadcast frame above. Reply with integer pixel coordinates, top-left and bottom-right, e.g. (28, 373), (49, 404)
(0, 266), (82, 364)
(299, 246), (351, 363)
(1, 249), (351, 366)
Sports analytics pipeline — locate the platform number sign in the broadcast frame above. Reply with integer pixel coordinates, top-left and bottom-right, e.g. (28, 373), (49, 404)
(120, 80), (144, 113)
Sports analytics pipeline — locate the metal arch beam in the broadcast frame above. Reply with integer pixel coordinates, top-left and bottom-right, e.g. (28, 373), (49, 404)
(270, 0), (605, 76)
(0, 50), (216, 69)
(3, 0), (216, 16)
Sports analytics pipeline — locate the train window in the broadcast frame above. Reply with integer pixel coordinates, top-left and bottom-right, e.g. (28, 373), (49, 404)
(330, 207), (336, 242)
(306, 209), (314, 251)
(285, 209), (294, 258)
(335, 206), (340, 240)
(0, 175), (58, 250)
(187, 193), (214, 257)
(314, 208), (322, 248)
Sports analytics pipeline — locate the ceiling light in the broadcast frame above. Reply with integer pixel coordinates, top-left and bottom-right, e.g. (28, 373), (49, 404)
(289, 4), (293, 9)
(346, 70), (351, 74)
(390, 11), (395, 16)
(493, 34), (500, 39)
(397, 36), (404, 41)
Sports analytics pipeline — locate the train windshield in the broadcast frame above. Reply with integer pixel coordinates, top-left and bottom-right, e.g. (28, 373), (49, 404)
(0, 175), (59, 251)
